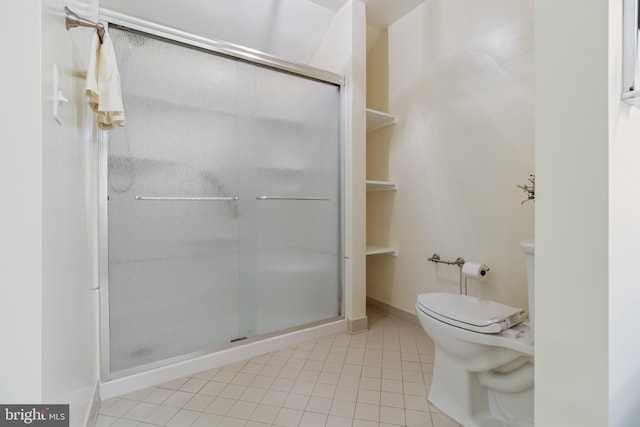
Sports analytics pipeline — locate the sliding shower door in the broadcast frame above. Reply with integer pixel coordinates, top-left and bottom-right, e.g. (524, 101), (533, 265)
(107, 28), (242, 374)
(237, 63), (341, 337)
(104, 26), (341, 376)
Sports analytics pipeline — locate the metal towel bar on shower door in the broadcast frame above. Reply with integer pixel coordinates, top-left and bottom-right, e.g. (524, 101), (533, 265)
(135, 196), (239, 201)
(256, 196), (331, 201)
(134, 196), (329, 201)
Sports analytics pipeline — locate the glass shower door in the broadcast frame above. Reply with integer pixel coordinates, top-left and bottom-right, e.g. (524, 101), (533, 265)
(104, 26), (342, 377)
(237, 63), (341, 336)
(107, 28), (241, 374)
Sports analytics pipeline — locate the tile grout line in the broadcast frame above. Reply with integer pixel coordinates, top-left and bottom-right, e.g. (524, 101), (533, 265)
(96, 311), (460, 427)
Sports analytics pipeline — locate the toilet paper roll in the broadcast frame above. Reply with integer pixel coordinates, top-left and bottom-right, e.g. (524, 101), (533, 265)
(462, 262), (489, 281)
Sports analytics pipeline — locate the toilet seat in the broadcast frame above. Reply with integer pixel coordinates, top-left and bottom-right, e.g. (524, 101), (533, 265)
(416, 293), (525, 334)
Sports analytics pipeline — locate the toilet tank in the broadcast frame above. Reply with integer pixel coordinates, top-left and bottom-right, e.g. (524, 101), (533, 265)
(520, 240), (535, 341)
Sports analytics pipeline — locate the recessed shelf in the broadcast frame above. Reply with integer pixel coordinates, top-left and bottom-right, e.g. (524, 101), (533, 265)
(366, 245), (398, 256)
(366, 180), (397, 192)
(366, 108), (397, 131)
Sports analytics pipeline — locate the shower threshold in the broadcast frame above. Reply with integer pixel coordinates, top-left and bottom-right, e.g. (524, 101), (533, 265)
(100, 316), (346, 400)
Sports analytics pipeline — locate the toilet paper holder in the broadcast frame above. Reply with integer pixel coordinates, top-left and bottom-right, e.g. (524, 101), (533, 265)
(427, 253), (490, 295)
(427, 253), (466, 267)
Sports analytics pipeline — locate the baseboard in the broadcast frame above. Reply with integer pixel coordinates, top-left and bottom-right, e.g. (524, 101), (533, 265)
(84, 382), (100, 427)
(347, 316), (368, 334)
(366, 297), (421, 328)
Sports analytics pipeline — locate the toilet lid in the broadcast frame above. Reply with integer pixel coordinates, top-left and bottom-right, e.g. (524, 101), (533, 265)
(417, 293), (525, 334)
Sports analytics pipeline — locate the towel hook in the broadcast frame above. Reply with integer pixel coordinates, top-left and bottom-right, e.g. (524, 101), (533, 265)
(65, 6), (105, 44)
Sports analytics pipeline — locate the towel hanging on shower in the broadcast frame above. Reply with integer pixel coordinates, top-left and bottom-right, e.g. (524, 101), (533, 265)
(85, 29), (126, 130)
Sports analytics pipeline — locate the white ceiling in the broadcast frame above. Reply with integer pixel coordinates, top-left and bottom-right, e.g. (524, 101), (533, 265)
(307, 0), (350, 12)
(309, 0), (425, 28)
(99, 0), (425, 64)
(362, 0), (425, 29)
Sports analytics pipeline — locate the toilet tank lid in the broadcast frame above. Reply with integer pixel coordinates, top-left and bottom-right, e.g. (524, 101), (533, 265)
(417, 293), (525, 330)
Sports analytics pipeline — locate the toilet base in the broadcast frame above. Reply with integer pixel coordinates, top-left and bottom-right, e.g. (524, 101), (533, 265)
(429, 347), (533, 427)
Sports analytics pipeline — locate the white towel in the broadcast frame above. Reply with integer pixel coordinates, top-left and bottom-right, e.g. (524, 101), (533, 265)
(85, 30), (126, 130)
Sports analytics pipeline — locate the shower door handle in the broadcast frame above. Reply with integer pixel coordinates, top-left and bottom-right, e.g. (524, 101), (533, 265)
(135, 195), (239, 201)
(256, 196), (331, 201)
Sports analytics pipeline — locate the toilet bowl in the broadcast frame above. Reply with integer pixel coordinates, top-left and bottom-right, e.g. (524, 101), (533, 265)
(415, 242), (535, 427)
(416, 294), (533, 427)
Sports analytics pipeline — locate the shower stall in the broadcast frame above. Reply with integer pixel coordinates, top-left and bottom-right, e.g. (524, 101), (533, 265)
(99, 17), (344, 381)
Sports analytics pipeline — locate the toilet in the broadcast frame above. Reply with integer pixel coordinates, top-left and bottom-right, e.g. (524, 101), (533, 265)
(415, 241), (535, 427)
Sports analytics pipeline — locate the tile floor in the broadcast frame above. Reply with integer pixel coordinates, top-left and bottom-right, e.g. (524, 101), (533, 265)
(95, 310), (462, 427)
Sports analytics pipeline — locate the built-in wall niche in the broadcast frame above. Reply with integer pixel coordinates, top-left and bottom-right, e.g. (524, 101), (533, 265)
(622, 0), (640, 104)
(365, 108), (397, 257)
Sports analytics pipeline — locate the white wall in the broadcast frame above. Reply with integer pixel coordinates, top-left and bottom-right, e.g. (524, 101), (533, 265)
(535, 0), (609, 425)
(0, 0), (43, 403)
(41, 1), (101, 424)
(0, 0), (100, 424)
(608, 1), (640, 425)
(311, 0), (369, 329)
(367, 0), (534, 314)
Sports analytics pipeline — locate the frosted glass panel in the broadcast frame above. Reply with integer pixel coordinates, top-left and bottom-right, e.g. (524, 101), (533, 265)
(238, 63), (341, 336)
(104, 27), (341, 376)
(108, 28), (240, 372)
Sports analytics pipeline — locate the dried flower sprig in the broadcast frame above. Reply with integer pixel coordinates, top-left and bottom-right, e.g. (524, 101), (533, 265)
(517, 174), (535, 205)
